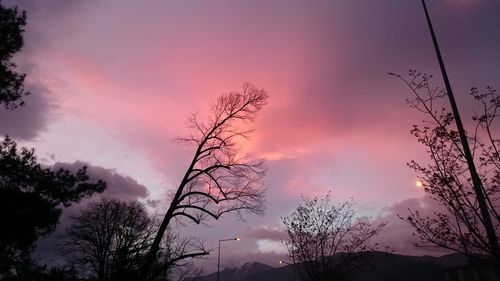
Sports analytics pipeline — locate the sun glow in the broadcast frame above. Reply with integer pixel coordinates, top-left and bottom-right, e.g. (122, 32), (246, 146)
(416, 180), (423, 188)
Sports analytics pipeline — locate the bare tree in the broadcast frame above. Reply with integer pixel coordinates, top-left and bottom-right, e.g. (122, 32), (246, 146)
(392, 70), (500, 265)
(62, 199), (207, 281)
(61, 199), (156, 281)
(140, 83), (268, 280)
(282, 192), (385, 281)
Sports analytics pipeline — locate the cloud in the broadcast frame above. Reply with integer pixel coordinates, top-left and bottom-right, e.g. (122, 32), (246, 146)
(0, 82), (53, 140)
(53, 161), (149, 202)
(3, 0), (98, 51)
(0, 0), (101, 140)
(7, 0), (500, 269)
(33, 161), (150, 264)
(244, 225), (287, 242)
(372, 196), (451, 257)
(9, 0), (498, 184)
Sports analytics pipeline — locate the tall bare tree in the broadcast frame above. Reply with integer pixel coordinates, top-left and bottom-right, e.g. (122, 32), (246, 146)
(140, 83), (268, 280)
(282, 193), (385, 281)
(392, 70), (500, 266)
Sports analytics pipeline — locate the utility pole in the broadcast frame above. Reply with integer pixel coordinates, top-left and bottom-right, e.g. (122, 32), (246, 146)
(420, 0), (500, 260)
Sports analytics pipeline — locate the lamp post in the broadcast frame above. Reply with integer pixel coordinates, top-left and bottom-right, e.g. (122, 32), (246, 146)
(217, 237), (239, 281)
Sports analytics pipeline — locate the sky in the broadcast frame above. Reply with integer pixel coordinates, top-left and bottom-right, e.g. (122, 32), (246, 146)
(2, 0), (500, 275)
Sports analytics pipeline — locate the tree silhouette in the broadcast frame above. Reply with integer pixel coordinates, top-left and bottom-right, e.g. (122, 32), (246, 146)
(0, 1), (29, 109)
(282, 193), (385, 281)
(0, 137), (106, 276)
(0, 264), (82, 281)
(392, 70), (500, 266)
(140, 83), (268, 280)
(62, 199), (155, 281)
(62, 199), (206, 281)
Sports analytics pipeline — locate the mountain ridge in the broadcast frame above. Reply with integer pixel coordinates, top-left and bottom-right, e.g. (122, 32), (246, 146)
(190, 251), (470, 281)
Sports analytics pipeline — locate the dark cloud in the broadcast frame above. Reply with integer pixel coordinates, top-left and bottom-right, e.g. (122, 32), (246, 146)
(33, 161), (149, 264)
(0, 0), (99, 140)
(53, 161), (149, 202)
(3, 0), (97, 38)
(0, 82), (52, 140)
(372, 196), (451, 257)
(5, 0), (98, 55)
(244, 226), (287, 242)
(258, 0), (500, 144)
(146, 199), (160, 208)
(3, 0), (93, 14)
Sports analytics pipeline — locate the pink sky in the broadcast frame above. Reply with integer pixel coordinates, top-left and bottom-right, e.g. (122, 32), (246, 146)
(2, 0), (500, 274)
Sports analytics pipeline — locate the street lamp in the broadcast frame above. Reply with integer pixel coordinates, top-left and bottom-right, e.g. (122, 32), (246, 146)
(217, 237), (239, 281)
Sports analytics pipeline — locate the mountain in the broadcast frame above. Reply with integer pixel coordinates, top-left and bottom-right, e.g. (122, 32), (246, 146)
(190, 252), (470, 281)
(192, 262), (275, 281)
(352, 252), (448, 281)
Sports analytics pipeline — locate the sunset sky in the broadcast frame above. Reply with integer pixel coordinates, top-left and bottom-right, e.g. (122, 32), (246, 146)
(2, 0), (500, 274)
